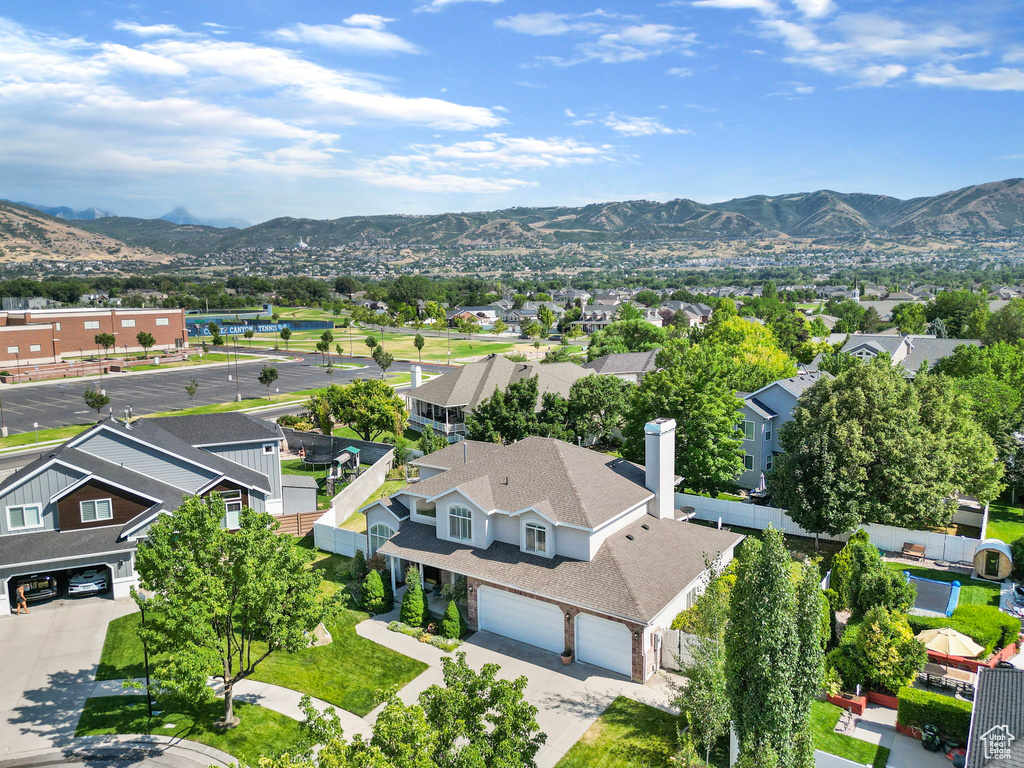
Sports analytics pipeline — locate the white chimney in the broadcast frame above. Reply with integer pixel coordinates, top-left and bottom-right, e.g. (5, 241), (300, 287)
(411, 365), (422, 389)
(644, 418), (676, 519)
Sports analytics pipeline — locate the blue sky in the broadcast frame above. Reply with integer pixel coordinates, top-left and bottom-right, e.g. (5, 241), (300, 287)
(1, 0), (1022, 224)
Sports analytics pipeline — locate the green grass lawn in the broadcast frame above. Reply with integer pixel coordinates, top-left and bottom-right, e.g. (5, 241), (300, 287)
(985, 502), (1024, 545)
(555, 697), (684, 768)
(96, 537), (426, 716)
(884, 562), (1001, 607)
(0, 423), (93, 450)
(76, 696), (303, 766)
(810, 701), (890, 768)
(339, 478), (408, 532)
(280, 459), (334, 509)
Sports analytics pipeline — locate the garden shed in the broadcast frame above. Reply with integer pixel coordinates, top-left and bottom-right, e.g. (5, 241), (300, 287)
(972, 539), (1013, 581)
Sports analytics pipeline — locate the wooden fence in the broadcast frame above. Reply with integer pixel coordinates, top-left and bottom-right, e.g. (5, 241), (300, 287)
(274, 510), (324, 537)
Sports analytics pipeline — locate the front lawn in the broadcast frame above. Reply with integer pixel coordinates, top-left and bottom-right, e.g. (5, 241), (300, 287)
(555, 697), (684, 768)
(985, 502), (1024, 545)
(76, 696), (302, 766)
(884, 562), (1001, 607)
(96, 537), (427, 716)
(810, 700), (890, 768)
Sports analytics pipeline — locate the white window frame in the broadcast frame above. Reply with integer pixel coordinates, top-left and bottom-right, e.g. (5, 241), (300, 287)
(369, 523), (395, 554)
(742, 421), (755, 441)
(121, 319), (136, 328)
(55, 322), (61, 331)
(263, 443), (275, 454)
(80, 498), (113, 523)
(764, 427), (772, 441)
(743, 454), (754, 471)
(6, 345), (18, 354)
(29, 344), (41, 353)
(449, 505), (472, 542)
(7, 503), (43, 530)
(155, 317), (169, 326)
(84, 320), (100, 330)
(524, 522), (547, 555)
(219, 489), (243, 513)
(766, 454), (774, 472)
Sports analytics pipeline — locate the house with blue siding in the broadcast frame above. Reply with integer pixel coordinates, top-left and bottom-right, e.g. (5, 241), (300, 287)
(0, 412), (286, 617)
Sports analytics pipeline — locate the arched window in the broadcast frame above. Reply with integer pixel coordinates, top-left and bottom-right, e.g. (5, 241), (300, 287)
(449, 505), (472, 542)
(524, 522), (547, 555)
(369, 524), (395, 554)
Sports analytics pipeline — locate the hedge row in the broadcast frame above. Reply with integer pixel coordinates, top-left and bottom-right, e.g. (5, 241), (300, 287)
(897, 686), (973, 741)
(906, 604), (1018, 657)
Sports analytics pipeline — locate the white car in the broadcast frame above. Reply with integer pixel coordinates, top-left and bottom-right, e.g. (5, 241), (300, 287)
(68, 568), (109, 596)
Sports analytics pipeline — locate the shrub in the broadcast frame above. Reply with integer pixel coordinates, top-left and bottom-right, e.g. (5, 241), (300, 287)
(907, 604), (1019, 657)
(440, 600), (464, 639)
(854, 568), (916, 618)
(381, 570), (394, 612)
(362, 570), (387, 614)
(400, 567), (427, 627)
(854, 607), (927, 694)
(822, 664), (843, 697)
(1011, 536), (1024, 581)
(826, 646), (865, 692)
(897, 686), (973, 740)
(350, 549), (368, 582)
(386, 620), (461, 652)
(830, 530), (882, 611)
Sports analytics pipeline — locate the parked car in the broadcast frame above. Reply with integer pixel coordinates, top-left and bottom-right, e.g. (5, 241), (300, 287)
(10, 573), (59, 604)
(519, 333), (531, 339)
(68, 567), (109, 596)
(548, 334), (562, 342)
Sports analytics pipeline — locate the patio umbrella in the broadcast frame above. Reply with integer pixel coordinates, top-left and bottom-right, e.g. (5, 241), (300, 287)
(754, 473), (767, 493)
(915, 627), (985, 658)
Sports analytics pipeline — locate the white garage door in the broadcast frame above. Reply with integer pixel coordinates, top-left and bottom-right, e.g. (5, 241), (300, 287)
(575, 612), (633, 677)
(477, 586), (563, 654)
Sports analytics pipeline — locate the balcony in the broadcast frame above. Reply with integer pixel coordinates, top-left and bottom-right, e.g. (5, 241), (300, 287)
(409, 412), (465, 435)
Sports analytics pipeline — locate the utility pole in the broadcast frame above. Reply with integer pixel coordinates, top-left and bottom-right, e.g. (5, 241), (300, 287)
(233, 338), (240, 402)
(0, 390), (7, 438)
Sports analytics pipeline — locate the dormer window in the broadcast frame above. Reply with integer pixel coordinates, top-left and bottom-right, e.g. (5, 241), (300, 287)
(449, 505), (472, 542)
(524, 522), (547, 555)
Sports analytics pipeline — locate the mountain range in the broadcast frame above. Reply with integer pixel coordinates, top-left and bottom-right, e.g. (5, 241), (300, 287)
(4, 178), (1024, 260)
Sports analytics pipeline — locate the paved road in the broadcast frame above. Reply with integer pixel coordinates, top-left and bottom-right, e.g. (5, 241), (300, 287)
(0, 352), (450, 435)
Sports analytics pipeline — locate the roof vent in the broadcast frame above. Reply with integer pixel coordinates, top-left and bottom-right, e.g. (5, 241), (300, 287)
(641, 523), (650, 530)
(625, 534), (634, 540)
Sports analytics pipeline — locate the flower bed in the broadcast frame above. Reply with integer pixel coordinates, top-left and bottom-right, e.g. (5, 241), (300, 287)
(387, 620), (462, 652)
(867, 691), (899, 710)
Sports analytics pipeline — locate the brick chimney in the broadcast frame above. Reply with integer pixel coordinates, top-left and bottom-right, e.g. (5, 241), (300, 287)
(645, 418), (676, 519)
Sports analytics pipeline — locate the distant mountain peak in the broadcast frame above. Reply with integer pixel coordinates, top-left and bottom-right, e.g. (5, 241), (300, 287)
(160, 206), (249, 229)
(9, 200), (116, 220)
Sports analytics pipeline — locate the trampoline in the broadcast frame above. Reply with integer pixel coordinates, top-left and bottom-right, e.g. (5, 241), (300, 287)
(905, 572), (961, 617)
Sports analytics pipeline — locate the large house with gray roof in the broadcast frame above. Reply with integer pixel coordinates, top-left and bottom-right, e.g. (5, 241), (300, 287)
(582, 349), (659, 384)
(364, 419), (743, 681)
(0, 412), (287, 616)
(817, 334), (981, 376)
(406, 353), (592, 442)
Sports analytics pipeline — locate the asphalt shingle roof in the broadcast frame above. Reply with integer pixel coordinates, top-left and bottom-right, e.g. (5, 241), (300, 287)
(410, 440), (504, 471)
(582, 349), (660, 376)
(408, 354), (592, 410)
(154, 412), (283, 446)
(967, 668), (1024, 767)
(0, 525), (135, 569)
(378, 517), (743, 623)
(406, 436), (652, 529)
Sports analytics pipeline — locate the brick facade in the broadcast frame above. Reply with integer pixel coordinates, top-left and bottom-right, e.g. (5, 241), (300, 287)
(0, 308), (188, 367)
(465, 576), (649, 682)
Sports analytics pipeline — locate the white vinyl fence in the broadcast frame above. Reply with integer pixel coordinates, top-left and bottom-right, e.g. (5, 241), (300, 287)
(312, 524), (368, 558)
(661, 629), (699, 670)
(311, 446), (394, 557)
(676, 493), (979, 565)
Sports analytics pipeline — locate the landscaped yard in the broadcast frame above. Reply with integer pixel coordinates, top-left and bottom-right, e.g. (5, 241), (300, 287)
(76, 696), (303, 766)
(985, 502), (1024, 545)
(884, 562), (1001, 607)
(95, 536), (427, 716)
(339, 479), (407, 532)
(810, 700), (890, 768)
(280, 458), (335, 509)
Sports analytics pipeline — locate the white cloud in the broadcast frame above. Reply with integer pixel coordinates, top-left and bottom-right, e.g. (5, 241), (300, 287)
(564, 108), (576, 117)
(667, 66), (693, 76)
(98, 43), (189, 76)
(691, 0), (778, 14)
(855, 63), (906, 86)
(790, 0), (834, 19)
(601, 114), (691, 136)
(112, 21), (189, 37)
(271, 21), (421, 55)
(416, 0), (503, 13)
(583, 24), (697, 64)
(914, 64), (1024, 91)
(495, 13), (601, 36)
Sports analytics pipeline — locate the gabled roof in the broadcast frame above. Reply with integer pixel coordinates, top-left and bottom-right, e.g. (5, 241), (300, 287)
(410, 440), (504, 471)
(378, 517), (743, 623)
(582, 349), (659, 376)
(155, 413), (282, 446)
(406, 436), (652, 529)
(407, 353), (591, 410)
(0, 525), (136, 569)
(743, 370), (832, 406)
(837, 334), (981, 374)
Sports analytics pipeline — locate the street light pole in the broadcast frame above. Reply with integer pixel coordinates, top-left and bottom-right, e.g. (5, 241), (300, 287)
(0, 391), (7, 438)
(14, 352), (20, 384)
(137, 592), (154, 719)
(233, 338), (240, 402)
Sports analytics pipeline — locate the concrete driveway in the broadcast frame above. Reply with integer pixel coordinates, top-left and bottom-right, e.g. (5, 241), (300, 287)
(357, 616), (677, 768)
(0, 593), (134, 761)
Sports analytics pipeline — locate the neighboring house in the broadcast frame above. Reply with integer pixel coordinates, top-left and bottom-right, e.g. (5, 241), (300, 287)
(582, 349), (659, 384)
(366, 419), (744, 681)
(79, 291), (123, 306)
(1, 297), (62, 311)
(819, 334), (982, 376)
(0, 412), (287, 616)
(736, 371), (832, 489)
(406, 353), (592, 441)
(885, 291), (918, 301)
(551, 289), (591, 304)
(668, 302), (713, 327)
(965, 667), (1024, 767)
(572, 303), (663, 334)
(446, 307), (498, 329)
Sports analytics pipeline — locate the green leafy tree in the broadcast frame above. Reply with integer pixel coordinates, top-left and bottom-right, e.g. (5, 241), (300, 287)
(678, 315), (796, 392)
(362, 569), (389, 613)
(365, 335), (378, 352)
(400, 565), (427, 627)
(859, 306), (883, 333)
(135, 331), (155, 357)
(586, 319), (666, 361)
(856, 569), (916, 617)
(439, 600), (463, 639)
(633, 289), (661, 307)
(258, 365), (279, 398)
(825, 298), (866, 334)
(851, 607), (927, 694)
(891, 302), (927, 334)
(491, 319), (508, 336)
(766, 311), (810, 356)
(985, 298), (1024, 345)
(371, 345), (395, 379)
(927, 290), (989, 338)
(537, 304), (556, 334)
(323, 379), (408, 442)
(792, 563), (826, 768)
(94, 332), (116, 358)
(456, 317), (480, 336)
(614, 302), (644, 322)
(185, 376), (199, 407)
(816, 348), (860, 376)
(243, 328), (255, 346)
(418, 425), (448, 455)
(621, 345), (744, 496)
(413, 333), (425, 361)
(135, 497), (328, 727)
(279, 326), (292, 349)
(83, 385), (110, 415)
(306, 391), (335, 435)
(566, 374), (634, 443)
(724, 529), (804, 767)
(465, 376), (544, 445)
